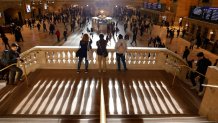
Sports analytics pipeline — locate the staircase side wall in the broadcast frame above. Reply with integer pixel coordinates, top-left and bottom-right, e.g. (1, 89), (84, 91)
(199, 66), (218, 121)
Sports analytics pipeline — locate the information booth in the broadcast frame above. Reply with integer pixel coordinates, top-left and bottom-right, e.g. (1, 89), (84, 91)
(92, 16), (112, 33)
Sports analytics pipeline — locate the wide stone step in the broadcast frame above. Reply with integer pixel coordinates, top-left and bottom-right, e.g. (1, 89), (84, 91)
(107, 116), (216, 123)
(0, 116), (215, 123)
(0, 118), (99, 123)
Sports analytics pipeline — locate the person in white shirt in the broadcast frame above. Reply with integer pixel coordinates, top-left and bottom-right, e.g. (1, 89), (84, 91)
(115, 34), (127, 71)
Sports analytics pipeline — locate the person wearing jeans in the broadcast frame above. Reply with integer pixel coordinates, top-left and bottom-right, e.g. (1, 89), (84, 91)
(115, 34), (127, 71)
(7, 43), (23, 85)
(116, 54), (127, 71)
(77, 33), (91, 73)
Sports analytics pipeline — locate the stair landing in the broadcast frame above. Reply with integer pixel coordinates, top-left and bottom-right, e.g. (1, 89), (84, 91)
(0, 69), (204, 122)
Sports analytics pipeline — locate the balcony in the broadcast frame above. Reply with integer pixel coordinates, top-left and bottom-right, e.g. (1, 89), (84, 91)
(0, 46), (215, 123)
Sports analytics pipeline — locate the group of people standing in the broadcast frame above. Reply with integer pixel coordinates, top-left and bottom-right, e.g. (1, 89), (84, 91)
(77, 33), (127, 73)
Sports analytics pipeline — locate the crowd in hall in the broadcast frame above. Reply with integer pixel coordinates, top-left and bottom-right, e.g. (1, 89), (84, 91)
(0, 5), (217, 96)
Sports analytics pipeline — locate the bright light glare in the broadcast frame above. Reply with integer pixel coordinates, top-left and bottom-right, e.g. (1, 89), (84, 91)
(108, 80), (114, 114)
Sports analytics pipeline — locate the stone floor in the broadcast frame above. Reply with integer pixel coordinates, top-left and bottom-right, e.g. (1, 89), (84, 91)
(1, 19), (218, 65)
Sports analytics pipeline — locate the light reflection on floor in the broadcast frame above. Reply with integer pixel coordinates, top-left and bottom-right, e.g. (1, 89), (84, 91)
(29, 80), (54, 114)
(107, 79), (184, 115)
(70, 80), (84, 115)
(36, 80), (59, 114)
(138, 81), (153, 114)
(10, 76), (184, 116)
(12, 80), (42, 114)
(53, 80), (70, 114)
(61, 80), (75, 115)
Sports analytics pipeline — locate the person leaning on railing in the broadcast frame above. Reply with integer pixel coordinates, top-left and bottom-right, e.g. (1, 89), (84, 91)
(190, 52), (212, 96)
(96, 34), (108, 73)
(77, 33), (91, 73)
(115, 34), (127, 71)
(7, 43), (24, 85)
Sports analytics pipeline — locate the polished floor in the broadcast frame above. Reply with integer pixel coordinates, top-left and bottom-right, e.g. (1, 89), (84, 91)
(0, 69), (199, 115)
(0, 69), (210, 123)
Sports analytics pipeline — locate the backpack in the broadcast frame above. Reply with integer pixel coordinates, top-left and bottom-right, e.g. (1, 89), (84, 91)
(117, 42), (125, 54)
(0, 50), (10, 66)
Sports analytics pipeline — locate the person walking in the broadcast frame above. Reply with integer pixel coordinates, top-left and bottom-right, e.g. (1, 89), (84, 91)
(63, 30), (67, 41)
(182, 46), (190, 61)
(77, 33), (91, 73)
(130, 33), (137, 46)
(1, 34), (10, 50)
(96, 34), (108, 73)
(190, 52), (212, 96)
(43, 22), (47, 32)
(115, 34), (127, 71)
(37, 23), (41, 31)
(55, 29), (60, 42)
(49, 23), (55, 35)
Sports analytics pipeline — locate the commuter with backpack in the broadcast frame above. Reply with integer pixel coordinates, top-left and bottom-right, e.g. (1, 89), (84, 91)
(1, 43), (24, 85)
(115, 34), (127, 71)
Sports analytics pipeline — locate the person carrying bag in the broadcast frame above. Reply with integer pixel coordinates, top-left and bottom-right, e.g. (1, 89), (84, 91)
(77, 33), (91, 73)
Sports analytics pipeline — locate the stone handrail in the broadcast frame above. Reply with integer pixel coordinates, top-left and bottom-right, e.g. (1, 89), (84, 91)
(18, 46), (187, 79)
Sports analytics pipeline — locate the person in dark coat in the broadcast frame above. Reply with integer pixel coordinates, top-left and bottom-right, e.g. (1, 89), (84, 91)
(190, 52), (212, 96)
(77, 33), (91, 73)
(196, 35), (202, 49)
(182, 46), (190, 61)
(37, 23), (41, 31)
(130, 33), (137, 46)
(63, 30), (67, 41)
(1, 34), (10, 49)
(96, 34), (108, 73)
(14, 27), (24, 42)
(8, 43), (24, 85)
(43, 22), (47, 32)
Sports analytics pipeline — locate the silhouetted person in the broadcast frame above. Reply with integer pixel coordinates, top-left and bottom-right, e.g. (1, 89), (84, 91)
(55, 29), (60, 42)
(63, 30), (67, 41)
(1, 34), (10, 50)
(190, 52), (211, 96)
(37, 23), (41, 31)
(182, 46), (190, 61)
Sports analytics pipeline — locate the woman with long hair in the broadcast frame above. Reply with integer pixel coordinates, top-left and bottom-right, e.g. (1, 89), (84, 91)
(77, 33), (91, 73)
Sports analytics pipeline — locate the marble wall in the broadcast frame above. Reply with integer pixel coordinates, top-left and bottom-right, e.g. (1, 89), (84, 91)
(199, 66), (218, 121)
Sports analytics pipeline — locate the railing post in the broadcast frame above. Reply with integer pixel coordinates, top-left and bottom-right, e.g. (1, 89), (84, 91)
(22, 64), (29, 87)
(36, 50), (47, 68)
(156, 51), (166, 70)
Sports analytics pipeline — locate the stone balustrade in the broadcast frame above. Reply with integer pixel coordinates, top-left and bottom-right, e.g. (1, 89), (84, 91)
(19, 46), (188, 81)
